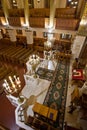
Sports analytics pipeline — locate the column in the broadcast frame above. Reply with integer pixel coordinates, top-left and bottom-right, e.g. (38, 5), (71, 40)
(1, 0), (9, 24)
(17, 0), (24, 8)
(49, 0), (56, 28)
(24, 0), (29, 26)
(72, 35), (86, 59)
(78, 2), (87, 35)
(76, 0), (85, 18)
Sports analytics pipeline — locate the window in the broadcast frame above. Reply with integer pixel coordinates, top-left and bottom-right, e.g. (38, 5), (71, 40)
(60, 33), (72, 40)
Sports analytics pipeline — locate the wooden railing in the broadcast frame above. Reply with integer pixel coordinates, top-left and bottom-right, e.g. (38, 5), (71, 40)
(56, 18), (80, 30)
(8, 17), (22, 27)
(29, 8), (50, 17)
(56, 8), (76, 15)
(8, 9), (24, 17)
(29, 17), (45, 28)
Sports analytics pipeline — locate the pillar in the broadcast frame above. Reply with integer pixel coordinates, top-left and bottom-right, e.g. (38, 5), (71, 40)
(24, 0), (29, 26)
(49, 0), (56, 28)
(1, 0), (9, 24)
(76, 0), (85, 18)
(72, 35), (86, 59)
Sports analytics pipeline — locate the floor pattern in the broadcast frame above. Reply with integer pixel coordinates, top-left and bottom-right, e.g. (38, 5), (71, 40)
(36, 67), (55, 81)
(43, 60), (70, 129)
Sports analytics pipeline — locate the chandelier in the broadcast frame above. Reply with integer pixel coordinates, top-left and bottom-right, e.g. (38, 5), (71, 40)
(44, 40), (52, 51)
(2, 75), (21, 94)
(28, 54), (40, 76)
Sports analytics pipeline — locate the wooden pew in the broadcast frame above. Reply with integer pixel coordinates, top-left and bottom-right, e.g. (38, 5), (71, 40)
(3, 46), (23, 62)
(19, 50), (36, 66)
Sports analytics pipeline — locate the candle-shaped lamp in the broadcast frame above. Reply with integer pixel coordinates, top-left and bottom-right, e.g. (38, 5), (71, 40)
(9, 76), (15, 89)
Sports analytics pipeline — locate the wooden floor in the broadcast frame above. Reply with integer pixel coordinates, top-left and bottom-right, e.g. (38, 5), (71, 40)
(0, 62), (26, 130)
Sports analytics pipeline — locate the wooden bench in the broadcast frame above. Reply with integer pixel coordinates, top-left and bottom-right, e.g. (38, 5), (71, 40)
(18, 49), (33, 64)
(5, 46), (23, 62)
(25, 115), (59, 130)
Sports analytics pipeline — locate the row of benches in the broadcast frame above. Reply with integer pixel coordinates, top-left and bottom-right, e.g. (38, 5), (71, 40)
(0, 44), (34, 66)
(25, 115), (59, 130)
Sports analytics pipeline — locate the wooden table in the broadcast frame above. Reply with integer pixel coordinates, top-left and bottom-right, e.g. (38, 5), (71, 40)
(32, 102), (41, 114)
(39, 104), (49, 117)
(32, 102), (58, 122)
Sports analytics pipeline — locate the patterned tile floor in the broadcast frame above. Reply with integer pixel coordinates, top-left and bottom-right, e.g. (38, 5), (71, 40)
(43, 60), (70, 129)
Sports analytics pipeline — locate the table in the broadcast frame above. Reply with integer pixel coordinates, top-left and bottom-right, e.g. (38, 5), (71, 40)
(72, 69), (85, 81)
(32, 102), (58, 122)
